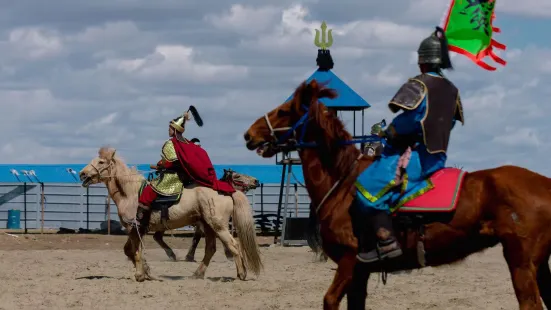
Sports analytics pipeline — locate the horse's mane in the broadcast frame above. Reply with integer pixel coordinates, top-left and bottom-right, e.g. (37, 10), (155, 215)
(98, 146), (144, 198)
(297, 81), (361, 175)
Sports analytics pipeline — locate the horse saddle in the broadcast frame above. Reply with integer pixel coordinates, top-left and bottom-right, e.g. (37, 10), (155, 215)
(151, 194), (182, 225)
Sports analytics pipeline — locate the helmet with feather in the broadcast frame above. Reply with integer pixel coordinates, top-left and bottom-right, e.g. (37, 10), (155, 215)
(169, 105), (204, 133)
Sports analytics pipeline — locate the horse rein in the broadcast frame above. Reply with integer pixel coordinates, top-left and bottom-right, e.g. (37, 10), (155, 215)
(315, 153), (363, 214)
(263, 105), (364, 214)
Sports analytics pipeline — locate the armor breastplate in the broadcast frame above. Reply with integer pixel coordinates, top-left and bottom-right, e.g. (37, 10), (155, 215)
(150, 171), (184, 196)
(151, 140), (184, 196)
(389, 73), (464, 154)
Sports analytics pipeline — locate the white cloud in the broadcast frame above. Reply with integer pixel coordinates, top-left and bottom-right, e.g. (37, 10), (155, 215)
(98, 45), (249, 83)
(7, 27), (63, 59)
(493, 127), (541, 147)
(76, 112), (118, 134)
(498, 0), (551, 17)
(361, 65), (406, 88)
(0, 0), (548, 176)
(70, 21), (141, 44)
(205, 4), (280, 36)
(240, 4), (428, 55)
(404, 0), (449, 22)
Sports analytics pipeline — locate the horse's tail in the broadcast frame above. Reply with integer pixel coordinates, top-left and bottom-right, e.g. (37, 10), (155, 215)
(230, 190), (263, 276)
(306, 204), (324, 254)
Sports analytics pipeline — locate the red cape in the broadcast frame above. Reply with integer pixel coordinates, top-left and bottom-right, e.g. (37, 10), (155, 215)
(171, 137), (235, 194)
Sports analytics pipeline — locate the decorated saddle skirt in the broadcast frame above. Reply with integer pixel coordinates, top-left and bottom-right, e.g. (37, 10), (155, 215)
(355, 149), (466, 214)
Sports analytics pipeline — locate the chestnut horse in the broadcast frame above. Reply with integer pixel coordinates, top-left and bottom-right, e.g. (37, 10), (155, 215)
(243, 79), (551, 310)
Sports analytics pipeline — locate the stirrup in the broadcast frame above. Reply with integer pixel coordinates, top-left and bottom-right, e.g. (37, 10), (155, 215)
(356, 241), (402, 263)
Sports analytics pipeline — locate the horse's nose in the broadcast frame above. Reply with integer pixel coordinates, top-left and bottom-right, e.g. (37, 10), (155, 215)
(255, 180), (260, 187)
(244, 132), (251, 142)
(79, 172), (86, 181)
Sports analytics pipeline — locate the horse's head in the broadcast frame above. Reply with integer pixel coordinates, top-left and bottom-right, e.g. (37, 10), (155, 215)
(79, 146), (118, 187)
(221, 168), (260, 193)
(244, 79), (338, 158)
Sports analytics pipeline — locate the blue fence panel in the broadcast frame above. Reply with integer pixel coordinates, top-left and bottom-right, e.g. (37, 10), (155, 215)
(0, 182), (311, 232)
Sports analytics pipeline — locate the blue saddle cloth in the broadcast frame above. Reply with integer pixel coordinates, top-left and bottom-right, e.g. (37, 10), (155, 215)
(354, 148), (437, 213)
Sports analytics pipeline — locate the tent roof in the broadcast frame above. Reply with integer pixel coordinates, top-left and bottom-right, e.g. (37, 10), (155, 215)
(285, 69), (370, 111)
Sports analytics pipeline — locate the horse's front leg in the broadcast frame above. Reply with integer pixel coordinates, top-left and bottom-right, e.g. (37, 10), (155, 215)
(153, 231), (177, 261)
(323, 251), (356, 310)
(347, 262), (370, 310)
(123, 237), (136, 267)
(129, 228), (147, 282)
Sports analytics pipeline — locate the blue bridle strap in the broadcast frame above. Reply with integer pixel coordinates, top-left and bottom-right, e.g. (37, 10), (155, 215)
(275, 103), (384, 148)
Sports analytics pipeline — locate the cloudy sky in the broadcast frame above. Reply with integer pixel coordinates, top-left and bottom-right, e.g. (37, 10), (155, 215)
(1, 0), (550, 174)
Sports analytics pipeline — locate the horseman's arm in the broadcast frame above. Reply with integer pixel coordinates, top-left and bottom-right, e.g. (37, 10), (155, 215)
(385, 102), (425, 138)
(152, 140), (178, 170)
(161, 140), (178, 162)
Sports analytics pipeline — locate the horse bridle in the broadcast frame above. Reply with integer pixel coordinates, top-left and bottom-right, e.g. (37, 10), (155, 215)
(89, 161), (115, 182)
(263, 102), (372, 213)
(224, 170), (258, 193)
(263, 104), (314, 151)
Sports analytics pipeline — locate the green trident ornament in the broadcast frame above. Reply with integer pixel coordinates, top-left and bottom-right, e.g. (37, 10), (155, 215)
(314, 21), (333, 50)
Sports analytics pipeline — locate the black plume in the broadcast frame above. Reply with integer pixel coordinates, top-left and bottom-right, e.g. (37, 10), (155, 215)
(188, 105), (203, 127)
(435, 26), (453, 70)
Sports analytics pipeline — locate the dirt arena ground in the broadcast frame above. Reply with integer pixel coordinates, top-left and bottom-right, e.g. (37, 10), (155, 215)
(0, 231), (536, 309)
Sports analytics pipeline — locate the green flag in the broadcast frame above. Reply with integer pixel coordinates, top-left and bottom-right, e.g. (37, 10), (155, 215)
(441, 0), (506, 71)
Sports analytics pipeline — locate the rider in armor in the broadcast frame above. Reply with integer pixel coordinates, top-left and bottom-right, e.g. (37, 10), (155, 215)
(355, 26), (464, 263)
(135, 112), (193, 232)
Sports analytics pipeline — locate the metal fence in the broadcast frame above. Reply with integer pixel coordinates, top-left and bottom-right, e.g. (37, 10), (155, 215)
(0, 182), (311, 233)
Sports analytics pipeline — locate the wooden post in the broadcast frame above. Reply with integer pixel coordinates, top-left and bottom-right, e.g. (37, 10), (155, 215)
(24, 183), (27, 234)
(294, 183), (298, 217)
(105, 195), (111, 235)
(40, 183), (45, 234)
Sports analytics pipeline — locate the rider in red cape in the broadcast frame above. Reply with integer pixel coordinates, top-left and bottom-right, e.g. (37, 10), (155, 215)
(171, 138), (235, 193)
(135, 107), (234, 232)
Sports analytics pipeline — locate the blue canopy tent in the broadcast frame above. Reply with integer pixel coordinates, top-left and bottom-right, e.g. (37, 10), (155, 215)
(286, 69), (370, 111)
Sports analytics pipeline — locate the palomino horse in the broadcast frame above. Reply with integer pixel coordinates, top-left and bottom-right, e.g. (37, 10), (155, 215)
(243, 79), (551, 310)
(184, 168), (261, 262)
(79, 147), (263, 282)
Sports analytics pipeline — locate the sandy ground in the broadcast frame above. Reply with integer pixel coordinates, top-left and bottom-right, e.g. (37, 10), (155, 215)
(0, 232), (535, 310)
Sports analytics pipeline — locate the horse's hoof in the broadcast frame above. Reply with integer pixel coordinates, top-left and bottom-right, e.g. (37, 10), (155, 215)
(225, 255), (234, 262)
(192, 272), (205, 279)
(168, 253), (178, 262)
(237, 272), (247, 281)
(184, 256), (195, 262)
(135, 273), (146, 282)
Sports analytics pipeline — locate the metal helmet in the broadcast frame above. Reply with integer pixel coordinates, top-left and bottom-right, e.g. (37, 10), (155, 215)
(170, 112), (189, 133)
(417, 26), (453, 70)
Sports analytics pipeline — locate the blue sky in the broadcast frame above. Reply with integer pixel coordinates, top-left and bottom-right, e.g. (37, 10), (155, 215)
(0, 0), (550, 175)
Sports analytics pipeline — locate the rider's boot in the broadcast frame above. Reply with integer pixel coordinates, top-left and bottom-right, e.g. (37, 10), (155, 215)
(356, 210), (402, 263)
(136, 203), (152, 235)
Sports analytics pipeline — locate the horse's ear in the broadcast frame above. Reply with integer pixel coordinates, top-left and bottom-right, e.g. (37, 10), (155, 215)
(111, 150), (116, 160)
(300, 82), (315, 107)
(309, 79), (319, 89)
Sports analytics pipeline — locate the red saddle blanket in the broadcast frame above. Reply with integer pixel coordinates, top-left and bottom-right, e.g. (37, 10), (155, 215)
(171, 137), (235, 195)
(398, 167), (466, 213)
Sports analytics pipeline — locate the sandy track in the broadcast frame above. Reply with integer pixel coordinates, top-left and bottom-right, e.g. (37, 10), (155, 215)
(0, 233), (533, 309)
